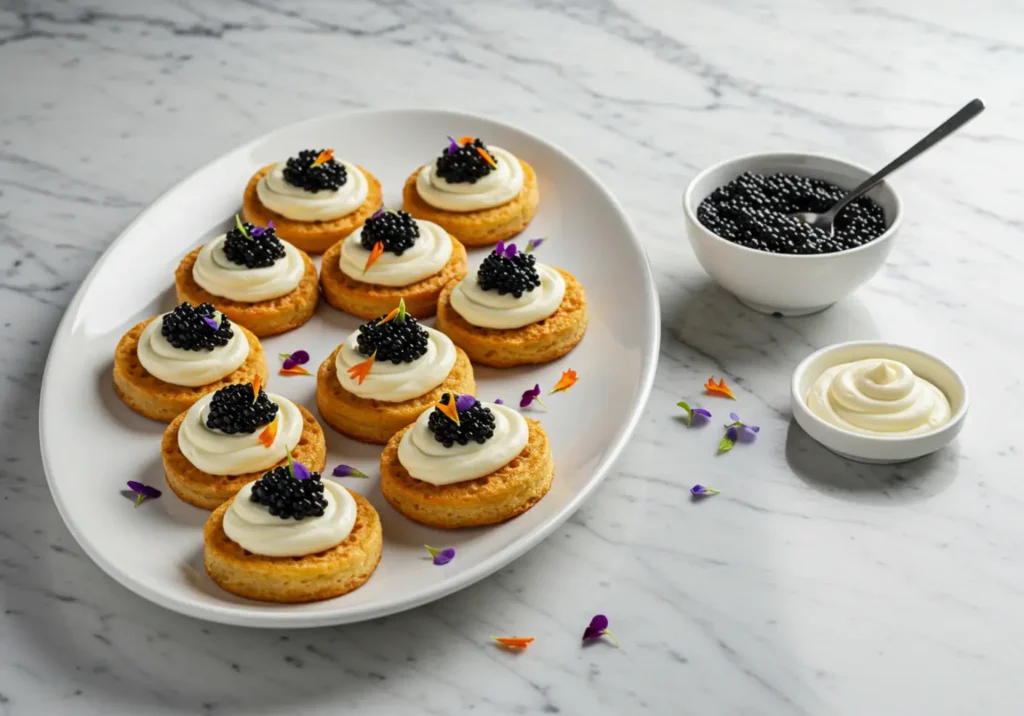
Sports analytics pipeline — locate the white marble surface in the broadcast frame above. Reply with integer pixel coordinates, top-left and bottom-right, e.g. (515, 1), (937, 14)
(1, 1), (1023, 713)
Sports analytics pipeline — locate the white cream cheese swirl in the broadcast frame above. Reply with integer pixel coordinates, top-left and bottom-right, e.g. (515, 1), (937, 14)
(398, 402), (528, 485)
(178, 392), (303, 475)
(137, 314), (248, 387)
(335, 326), (456, 403)
(192, 234), (304, 302)
(223, 479), (356, 557)
(256, 159), (368, 222)
(340, 219), (452, 287)
(806, 359), (952, 436)
(450, 263), (565, 329)
(416, 146), (524, 212)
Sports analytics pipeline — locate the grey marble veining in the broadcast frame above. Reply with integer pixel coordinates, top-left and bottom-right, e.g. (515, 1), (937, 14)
(2, 1), (1023, 714)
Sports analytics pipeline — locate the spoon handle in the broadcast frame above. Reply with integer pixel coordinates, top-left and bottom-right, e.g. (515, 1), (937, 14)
(826, 98), (986, 220)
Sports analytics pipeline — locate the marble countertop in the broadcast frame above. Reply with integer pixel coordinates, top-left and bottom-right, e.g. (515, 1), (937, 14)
(2, 1), (1023, 714)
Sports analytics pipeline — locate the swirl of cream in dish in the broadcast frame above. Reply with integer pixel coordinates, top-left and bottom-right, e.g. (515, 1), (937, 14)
(136, 313), (248, 387)
(223, 479), (356, 557)
(806, 359), (952, 436)
(192, 234), (305, 302)
(339, 219), (452, 287)
(449, 263), (565, 329)
(335, 326), (456, 403)
(397, 402), (528, 485)
(256, 159), (369, 222)
(178, 391), (303, 475)
(416, 146), (524, 213)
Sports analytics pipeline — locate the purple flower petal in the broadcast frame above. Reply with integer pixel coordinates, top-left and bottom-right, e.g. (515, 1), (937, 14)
(692, 408), (712, 420)
(729, 412), (740, 422)
(127, 481), (162, 499)
(332, 464), (367, 478)
(520, 384), (541, 408)
(202, 316), (219, 331)
(503, 243), (518, 258)
(266, 220), (274, 230)
(433, 547), (456, 566)
(690, 483), (720, 497)
(282, 357), (296, 370)
(289, 455), (311, 481)
(726, 426), (739, 442)
(249, 225), (265, 237)
(525, 237), (545, 253)
(371, 206), (385, 219)
(455, 394), (476, 412)
(494, 398), (504, 405)
(583, 614), (610, 640)
(288, 350), (310, 366)
(446, 135), (460, 153)
(494, 240), (505, 256)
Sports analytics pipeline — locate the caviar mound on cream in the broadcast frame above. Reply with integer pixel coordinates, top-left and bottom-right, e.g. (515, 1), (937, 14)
(805, 359), (952, 437)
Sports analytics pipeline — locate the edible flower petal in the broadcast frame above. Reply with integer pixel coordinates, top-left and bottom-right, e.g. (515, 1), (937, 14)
(503, 243), (517, 259)
(582, 614), (620, 647)
(457, 135), (475, 145)
(525, 237), (546, 253)
(378, 298), (407, 326)
(455, 393), (476, 412)
(676, 400), (711, 427)
(310, 148), (334, 167)
(251, 376), (262, 404)
(346, 350), (376, 386)
(436, 391), (461, 426)
(491, 636), (534, 650)
(519, 384), (547, 410)
(476, 146), (497, 168)
(332, 464), (368, 478)
(446, 135), (460, 153)
(550, 369), (578, 394)
(494, 398), (504, 405)
(363, 241), (384, 273)
(234, 214), (251, 240)
(725, 413), (760, 442)
(202, 315), (220, 331)
(126, 480), (162, 507)
(494, 240), (505, 256)
(280, 350), (310, 371)
(425, 545), (456, 566)
(718, 426), (739, 454)
(279, 365), (312, 376)
(258, 416), (278, 448)
(249, 219), (273, 237)
(704, 376), (736, 400)
(690, 483), (721, 497)
(287, 451), (311, 481)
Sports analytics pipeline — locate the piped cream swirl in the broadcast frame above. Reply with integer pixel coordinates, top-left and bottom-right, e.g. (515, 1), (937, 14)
(450, 264), (565, 329)
(223, 480), (356, 557)
(256, 159), (368, 222)
(340, 219), (452, 287)
(178, 391), (303, 475)
(397, 402), (528, 485)
(136, 314), (248, 387)
(192, 234), (304, 302)
(416, 146), (523, 212)
(806, 359), (952, 436)
(335, 326), (456, 403)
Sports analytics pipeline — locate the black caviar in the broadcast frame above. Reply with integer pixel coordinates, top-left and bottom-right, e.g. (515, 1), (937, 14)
(436, 137), (497, 184)
(428, 395), (496, 448)
(205, 383), (278, 434)
(356, 313), (430, 365)
(223, 220), (286, 269)
(161, 302), (232, 351)
(477, 249), (541, 298)
(282, 149), (347, 192)
(250, 466), (328, 520)
(361, 209), (420, 255)
(697, 172), (888, 254)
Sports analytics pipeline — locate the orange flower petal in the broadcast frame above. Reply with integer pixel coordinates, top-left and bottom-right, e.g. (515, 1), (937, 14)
(549, 368), (578, 394)
(311, 148), (334, 167)
(436, 391), (460, 426)
(704, 376), (736, 400)
(457, 135), (475, 145)
(476, 146), (497, 168)
(492, 636), (534, 649)
(363, 241), (384, 273)
(279, 365), (312, 376)
(346, 350), (376, 386)
(251, 375), (262, 403)
(258, 417), (278, 448)
(378, 307), (400, 325)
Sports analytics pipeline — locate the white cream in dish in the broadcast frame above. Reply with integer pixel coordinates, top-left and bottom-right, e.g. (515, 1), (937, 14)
(806, 359), (952, 436)
(335, 326), (456, 403)
(416, 145), (523, 212)
(256, 159), (368, 222)
(339, 219), (452, 287)
(178, 392), (303, 475)
(223, 479), (356, 557)
(397, 402), (528, 485)
(192, 234), (305, 302)
(450, 263), (564, 329)
(136, 313), (248, 387)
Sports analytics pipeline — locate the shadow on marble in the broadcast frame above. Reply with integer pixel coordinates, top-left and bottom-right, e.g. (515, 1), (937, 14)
(784, 421), (959, 504)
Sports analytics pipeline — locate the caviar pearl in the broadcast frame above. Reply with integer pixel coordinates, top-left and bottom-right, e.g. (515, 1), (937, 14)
(205, 383), (278, 434)
(477, 251), (542, 298)
(282, 149), (347, 192)
(250, 466), (328, 520)
(160, 302), (233, 351)
(427, 396), (496, 448)
(360, 210), (420, 255)
(356, 314), (430, 365)
(697, 172), (887, 254)
(435, 138), (497, 184)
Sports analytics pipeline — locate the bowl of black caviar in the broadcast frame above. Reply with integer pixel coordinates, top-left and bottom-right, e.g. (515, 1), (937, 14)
(683, 152), (903, 316)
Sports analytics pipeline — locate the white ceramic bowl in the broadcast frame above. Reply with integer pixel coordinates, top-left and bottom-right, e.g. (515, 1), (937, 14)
(791, 341), (968, 464)
(683, 152), (903, 316)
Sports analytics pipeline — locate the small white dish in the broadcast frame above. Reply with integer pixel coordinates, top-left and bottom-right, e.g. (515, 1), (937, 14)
(682, 152), (903, 316)
(38, 108), (660, 627)
(791, 341), (968, 464)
